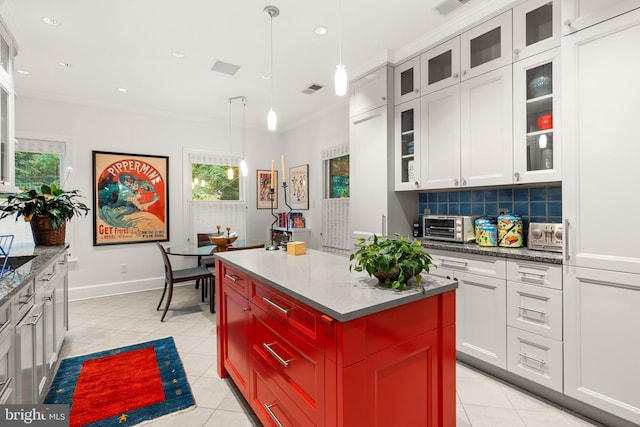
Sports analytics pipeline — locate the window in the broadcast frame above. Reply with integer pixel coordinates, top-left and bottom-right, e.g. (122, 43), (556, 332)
(325, 155), (349, 199)
(191, 164), (240, 200)
(14, 138), (66, 190)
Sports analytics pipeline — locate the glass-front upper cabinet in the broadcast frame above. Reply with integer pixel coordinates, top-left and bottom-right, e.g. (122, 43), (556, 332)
(513, 48), (561, 184)
(461, 10), (512, 81)
(421, 37), (461, 95)
(395, 99), (421, 191)
(513, 0), (560, 61)
(0, 21), (14, 193)
(394, 56), (420, 105)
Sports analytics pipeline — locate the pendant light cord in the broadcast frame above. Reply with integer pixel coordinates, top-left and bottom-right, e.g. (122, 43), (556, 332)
(338, 0), (343, 65)
(269, 12), (274, 108)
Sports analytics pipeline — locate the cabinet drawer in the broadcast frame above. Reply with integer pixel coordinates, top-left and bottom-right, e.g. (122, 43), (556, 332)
(252, 305), (324, 425)
(220, 264), (249, 297)
(507, 282), (562, 341)
(507, 327), (563, 392)
(252, 356), (315, 427)
(429, 249), (506, 279)
(252, 281), (325, 349)
(13, 280), (35, 323)
(507, 260), (562, 290)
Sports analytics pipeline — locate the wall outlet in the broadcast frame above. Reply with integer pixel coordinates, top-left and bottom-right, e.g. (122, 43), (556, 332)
(120, 263), (127, 273)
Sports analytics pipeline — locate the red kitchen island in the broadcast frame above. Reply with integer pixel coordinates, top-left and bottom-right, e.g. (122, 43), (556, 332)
(215, 249), (457, 427)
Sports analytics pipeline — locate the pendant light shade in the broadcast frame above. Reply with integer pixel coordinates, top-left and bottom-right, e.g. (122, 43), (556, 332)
(265, 6), (279, 131)
(240, 159), (248, 177)
(227, 167), (234, 180)
(335, 0), (348, 96)
(335, 64), (348, 96)
(267, 108), (277, 131)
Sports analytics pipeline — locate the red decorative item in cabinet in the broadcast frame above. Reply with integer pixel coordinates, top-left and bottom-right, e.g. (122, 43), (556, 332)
(538, 114), (553, 130)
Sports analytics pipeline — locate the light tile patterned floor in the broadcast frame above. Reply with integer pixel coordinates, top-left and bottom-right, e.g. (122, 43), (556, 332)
(63, 286), (601, 427)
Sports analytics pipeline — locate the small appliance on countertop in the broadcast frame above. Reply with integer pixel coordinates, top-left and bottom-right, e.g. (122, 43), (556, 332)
(423, 215), (479, 243)
(528, 222), (563, 252)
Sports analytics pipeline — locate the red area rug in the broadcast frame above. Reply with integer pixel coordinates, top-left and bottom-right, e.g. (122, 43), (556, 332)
(44, 337), (195, 427)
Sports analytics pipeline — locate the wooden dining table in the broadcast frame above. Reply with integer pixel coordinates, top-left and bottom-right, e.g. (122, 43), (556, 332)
(165, 240), (266, 313)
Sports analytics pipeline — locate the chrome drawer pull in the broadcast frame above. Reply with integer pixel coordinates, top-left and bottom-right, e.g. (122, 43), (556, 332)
(518, 270), (546, 280)
(518, 352), (546, 366)
(0, 320), (10, 335)
(263, 403), (285, 427)
(39, 273), (55, 282)
(23, 312), (42, 326)
(263, 342), (292, 368)
(224, 273), (239, 282)
(262, 297), (291, 315)
(18, 294), (34, 305)
(441, 259), (468, 269)
(517, 305), (546, 316)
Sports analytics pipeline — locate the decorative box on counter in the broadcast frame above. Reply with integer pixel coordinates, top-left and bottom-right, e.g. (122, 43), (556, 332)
(287, 241), (306, 256)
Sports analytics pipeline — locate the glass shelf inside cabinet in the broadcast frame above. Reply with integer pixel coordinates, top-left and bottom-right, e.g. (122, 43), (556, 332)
(526, 61), (553, 172)
(401, 109), (415, 183)
(526, 2), (553, 47)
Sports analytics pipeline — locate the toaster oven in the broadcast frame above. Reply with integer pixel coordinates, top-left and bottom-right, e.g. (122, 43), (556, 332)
(423, 215), (479, 243)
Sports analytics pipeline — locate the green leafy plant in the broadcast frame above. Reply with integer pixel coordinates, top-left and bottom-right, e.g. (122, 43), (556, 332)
(349, 234), (435, 290)
(0, 184), (89, 230)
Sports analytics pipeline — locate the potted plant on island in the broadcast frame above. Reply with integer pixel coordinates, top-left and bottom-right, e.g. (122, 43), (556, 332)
(0, 184), (89, 246)
(349, 234), (435, 290)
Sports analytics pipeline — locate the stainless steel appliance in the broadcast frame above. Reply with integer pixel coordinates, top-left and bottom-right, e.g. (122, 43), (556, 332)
(528, 222), (563, 252)
(423, 215), (478, 243)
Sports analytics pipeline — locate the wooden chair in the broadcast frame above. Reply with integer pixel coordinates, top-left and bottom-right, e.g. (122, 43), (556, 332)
(156, 242), (214, 322)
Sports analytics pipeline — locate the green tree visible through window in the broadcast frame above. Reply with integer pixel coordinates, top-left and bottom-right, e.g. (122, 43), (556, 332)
(329, 155), (349, 198)
(15, 152), (61, 191)
(191, 163), (240, 200)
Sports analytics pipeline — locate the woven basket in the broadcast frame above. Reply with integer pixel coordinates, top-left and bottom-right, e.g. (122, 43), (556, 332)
(30, 216), (66, 246)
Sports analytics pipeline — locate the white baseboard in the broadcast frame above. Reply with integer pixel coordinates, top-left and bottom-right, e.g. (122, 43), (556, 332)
(69, 276), (166, 301)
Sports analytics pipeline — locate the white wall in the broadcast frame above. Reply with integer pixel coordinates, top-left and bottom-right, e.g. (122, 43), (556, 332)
(12, 96), (281, 300)
(281, 102), (349, 249)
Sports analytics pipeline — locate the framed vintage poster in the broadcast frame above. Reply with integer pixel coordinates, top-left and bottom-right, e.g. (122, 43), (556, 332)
(289, 164), (309, 210)
(92, 151), (169, 245)
(257, 169), (277, 209)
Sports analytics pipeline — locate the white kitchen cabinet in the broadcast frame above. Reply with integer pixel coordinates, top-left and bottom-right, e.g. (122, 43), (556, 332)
(394, 56), (420, 105)
(562, 9), (640, 275)
(564, 266), (640, 424)
(562, 9), (640, 425)
(460, 65), (513, 187)
(349, 67), (389, 118)
(461, 11), (512, 81)
(419, 85), (460, 189)
(513, 48), (561, 184)
(421, 37), (461, 95)
(394, 98), (421, 190)
(350, 66), (416, 241)
(562, 0), (640, 35)
(513, 0), (561, 61)
(0, 298), (14, 404)
(0, 20), (16, 194)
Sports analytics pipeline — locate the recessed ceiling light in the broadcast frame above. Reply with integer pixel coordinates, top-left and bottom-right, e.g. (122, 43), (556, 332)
(314, 27), (328, 35)
(261, 74), (270, 80)
(172, 51), (185, 59)
(117, 87), (128, 93)
(42, 17), (59, 26)
(58, 61), (72, 68)
(16, 69), (30, 75)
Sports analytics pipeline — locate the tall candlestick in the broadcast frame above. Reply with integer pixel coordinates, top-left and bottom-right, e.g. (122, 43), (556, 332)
(281, 155), (286, 182)
(271, 160), (275, 189)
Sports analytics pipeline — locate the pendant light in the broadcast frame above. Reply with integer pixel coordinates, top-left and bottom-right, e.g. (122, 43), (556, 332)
(265, 6), (279, 131)
(334, 0), (348, 96)
(240, 96), (248, 176)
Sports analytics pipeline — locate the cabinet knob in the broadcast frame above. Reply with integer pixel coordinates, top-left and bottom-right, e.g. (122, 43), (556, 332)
(414, 89), (419, 93)
(453, 73), (459, 79)
(381, 96), (386, 101)
(462, 70), (467, 76)
(414, 181), (419, 187)
(513, 48), (520, 60)
(462, 178), (467, 186)
(454, 178), (459, 187)
(514, 172), (520, 182)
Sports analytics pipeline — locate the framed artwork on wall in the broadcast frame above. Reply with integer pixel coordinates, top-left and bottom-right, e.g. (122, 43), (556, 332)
(289, 164), (309, 210)
(92, 150), (169, 246)
(257, 169), (277, 209)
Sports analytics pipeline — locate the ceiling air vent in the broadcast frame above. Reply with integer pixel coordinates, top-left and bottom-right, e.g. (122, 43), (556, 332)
(210, 60), (241, 76)
(435, 0), (471, 15)
(302, 83), (324, 95)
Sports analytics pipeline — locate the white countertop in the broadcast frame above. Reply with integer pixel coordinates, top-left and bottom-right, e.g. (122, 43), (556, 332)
(215, 248), (456, 322)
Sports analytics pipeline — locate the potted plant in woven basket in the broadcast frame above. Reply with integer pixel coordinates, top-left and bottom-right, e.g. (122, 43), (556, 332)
(0, 184), (89, 245)
(349, 234), (435, 290)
